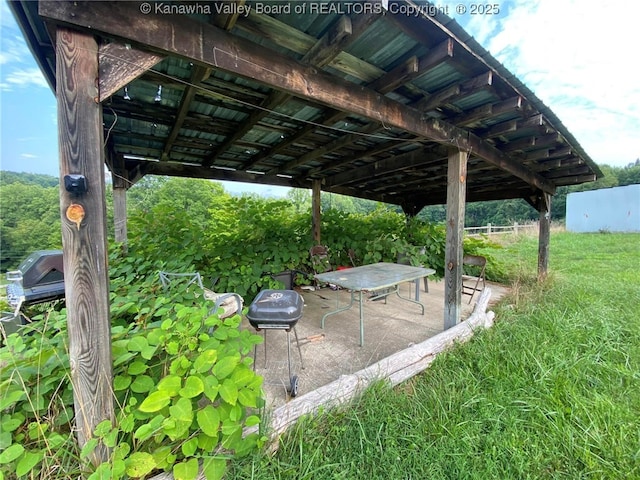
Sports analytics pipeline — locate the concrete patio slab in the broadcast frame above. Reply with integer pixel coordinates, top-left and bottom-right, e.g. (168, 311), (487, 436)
(241, 279), (510, 412)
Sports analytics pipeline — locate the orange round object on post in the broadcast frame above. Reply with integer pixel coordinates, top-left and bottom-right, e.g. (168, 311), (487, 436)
(66, 203), (85, 230)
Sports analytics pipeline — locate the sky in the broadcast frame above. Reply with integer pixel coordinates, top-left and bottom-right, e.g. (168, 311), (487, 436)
(1, 0), (638, 195)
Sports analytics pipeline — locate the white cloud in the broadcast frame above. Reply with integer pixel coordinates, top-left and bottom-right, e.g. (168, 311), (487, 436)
(0, 34), (29, 65)
(20, 153), (38, 159)
(450, 0), (639, 166)
(0, 67), (49, 91)
(0, 4), (50, 92)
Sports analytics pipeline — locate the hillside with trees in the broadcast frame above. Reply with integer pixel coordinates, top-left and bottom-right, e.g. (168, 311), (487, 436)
(1, 161), (638, 271)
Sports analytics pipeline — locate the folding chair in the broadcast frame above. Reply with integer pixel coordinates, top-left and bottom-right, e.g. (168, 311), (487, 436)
(396, 251), (429, 295)
(309, 245), (333, 287)
(461, 255), (487, 304)
(158, 271), (243, 318)
(347, 248), (359, 267)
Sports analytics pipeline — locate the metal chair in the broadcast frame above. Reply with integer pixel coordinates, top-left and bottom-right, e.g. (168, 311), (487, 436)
(461, 255), (487, 304)
(309, 245), (333, 287)
(347, 248), (359, 267)
(396, 251), (429, 295)
(158, 271), (243, 318)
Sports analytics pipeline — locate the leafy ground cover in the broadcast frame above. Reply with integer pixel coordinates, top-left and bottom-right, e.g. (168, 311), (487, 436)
(0, 207), (495, 479)
(229, 232), (640, 479)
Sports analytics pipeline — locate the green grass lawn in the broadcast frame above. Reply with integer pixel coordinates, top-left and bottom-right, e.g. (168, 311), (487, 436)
(230, 232), (640, 479)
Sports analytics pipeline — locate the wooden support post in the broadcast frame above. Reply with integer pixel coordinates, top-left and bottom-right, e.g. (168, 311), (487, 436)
(538, 193), (552, 280)
(312, 180), (322, 244)
(113, 187), (127, 244)
(110, 154), (129, 246)
(56, 27), (114, 465)
(444, 149), (468, 329)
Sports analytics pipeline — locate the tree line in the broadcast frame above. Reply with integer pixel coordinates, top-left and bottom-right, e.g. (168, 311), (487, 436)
(1, 161), (638, 271)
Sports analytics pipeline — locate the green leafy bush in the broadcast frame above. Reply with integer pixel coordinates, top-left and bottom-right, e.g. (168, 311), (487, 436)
(0, 192), (504, 479)
(0, 249), (265, 480)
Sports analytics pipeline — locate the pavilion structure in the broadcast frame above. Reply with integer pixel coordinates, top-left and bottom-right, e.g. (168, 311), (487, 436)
(10, 0), (599, 463)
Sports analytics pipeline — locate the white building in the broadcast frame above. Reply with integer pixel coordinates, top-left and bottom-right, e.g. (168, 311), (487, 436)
(566, 185), (640, 232)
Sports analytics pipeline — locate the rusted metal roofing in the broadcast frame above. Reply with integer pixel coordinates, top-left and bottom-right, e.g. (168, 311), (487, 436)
(10, 0), (601, 213)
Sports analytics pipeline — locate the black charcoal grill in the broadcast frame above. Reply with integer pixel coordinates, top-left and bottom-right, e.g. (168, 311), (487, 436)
(5, 250), (65, 310)
(247, 289), (305, 397)
(2, 250), (65, 336)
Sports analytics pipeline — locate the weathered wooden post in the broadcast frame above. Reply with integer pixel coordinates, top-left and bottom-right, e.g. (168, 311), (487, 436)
(56, 26), (114, 465)
(444, 148), (469, 329)
(538, 193), (552, 280)
(312, 180), (322, 244)
(110, 153), (129, 247)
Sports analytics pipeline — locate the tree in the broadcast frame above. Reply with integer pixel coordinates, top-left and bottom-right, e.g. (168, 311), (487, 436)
(127, 176), (229, 226)
(0, 171), (59, 188)
(286, 188), (311, 213)
(618, 161), (640, 186)
(0, 181), (62, 270)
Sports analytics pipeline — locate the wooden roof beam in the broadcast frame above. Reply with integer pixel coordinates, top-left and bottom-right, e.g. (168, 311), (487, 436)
(39, 1), (555, 194)
(500, 133), (563, 154)
(211, 0), (246, 30)
(267, 122), (382, 175)
(98, 43), (164, 102)
(453, 96), (522, 126)
(203, 15), (354, 167)
(543, 164), (592, 179)
(260, 40), (451, 173)
(307, 137), (421, 178)
(523, 149), (550, 162)
(324, 148), (445, 188)
(547, 146), (574, 159)
(554, 174), (597, 186)
(302, 15), (353, 68)
(235, 7), (383, 83)
(161, 65), (212, 161)
(201, 90), (290, 167)
(369, 55), (419, 93)
(244, 110), (344, 169)
(417, 71), (493, 112)
(484, 113), (544, 138)
(368, 38), (455, 93)
(265, 40), (446, 174)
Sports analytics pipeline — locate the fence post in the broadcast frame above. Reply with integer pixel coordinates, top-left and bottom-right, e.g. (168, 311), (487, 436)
(514, 222), (519, 234)
(487, 223), (492, 234)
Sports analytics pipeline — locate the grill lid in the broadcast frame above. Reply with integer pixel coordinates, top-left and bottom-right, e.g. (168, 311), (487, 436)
(246, 289), (304, 324)
(6, 250), (65, 308)
(16, 250), (64, 288)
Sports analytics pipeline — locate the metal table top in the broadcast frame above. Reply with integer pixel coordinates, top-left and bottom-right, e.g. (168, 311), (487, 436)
(315, 262), (436, 292)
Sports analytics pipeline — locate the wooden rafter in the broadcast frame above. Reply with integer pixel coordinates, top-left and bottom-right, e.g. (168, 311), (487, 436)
(211, 0), (247, 30)
(452, 96), (522, 126)
(98, 43), (163, 102)
(40, 0), (563, 196)
(416, 71), (493, 112)
(308, 138), (420, 179)
(266, 38), (454, 175)
(483, 113), (544, 139)
(324, 148), (444, 188)
(202, 14), (356, 167)
(161, 65), (212, 161)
